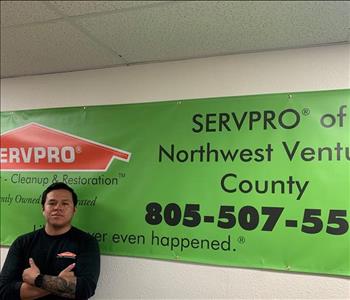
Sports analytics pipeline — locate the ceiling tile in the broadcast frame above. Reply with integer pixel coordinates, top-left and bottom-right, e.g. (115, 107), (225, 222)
(49, 0), (164, 16)
(76, 1), (350, 63)
(1, 21), (125, 77)
(0, 1), (60, 27)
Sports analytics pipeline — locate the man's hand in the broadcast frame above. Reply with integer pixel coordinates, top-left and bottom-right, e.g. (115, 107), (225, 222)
(58, 263), (76, 282)
(20, 283), (50, 300)
(22, 258), (40, 285)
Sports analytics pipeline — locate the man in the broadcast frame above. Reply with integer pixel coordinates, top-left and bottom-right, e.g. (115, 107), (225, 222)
(0, 182), (100, 299)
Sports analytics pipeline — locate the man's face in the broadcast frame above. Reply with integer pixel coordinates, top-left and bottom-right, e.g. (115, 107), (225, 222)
(43, 189), (76, 229)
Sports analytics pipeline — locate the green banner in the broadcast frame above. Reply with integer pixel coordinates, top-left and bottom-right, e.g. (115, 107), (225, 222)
(1, 89), (349, 276)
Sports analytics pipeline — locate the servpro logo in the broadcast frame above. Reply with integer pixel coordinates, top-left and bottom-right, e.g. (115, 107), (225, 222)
(0, 123), (131, 171)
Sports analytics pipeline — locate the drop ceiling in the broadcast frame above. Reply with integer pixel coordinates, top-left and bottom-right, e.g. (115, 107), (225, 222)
(1, 1), (349, 78)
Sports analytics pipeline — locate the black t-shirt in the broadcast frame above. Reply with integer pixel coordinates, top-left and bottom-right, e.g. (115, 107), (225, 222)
(0, 227), (100, 300)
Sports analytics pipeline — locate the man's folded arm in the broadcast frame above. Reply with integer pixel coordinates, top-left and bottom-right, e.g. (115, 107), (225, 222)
(35, 272), (97, 300)
(22, 260), (77, 299)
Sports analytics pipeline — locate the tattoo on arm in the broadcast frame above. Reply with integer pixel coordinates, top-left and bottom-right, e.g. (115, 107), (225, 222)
(41, 275), (77, 299)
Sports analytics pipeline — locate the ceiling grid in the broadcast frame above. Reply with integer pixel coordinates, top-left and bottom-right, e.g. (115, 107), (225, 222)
(1, 1), (349, 78)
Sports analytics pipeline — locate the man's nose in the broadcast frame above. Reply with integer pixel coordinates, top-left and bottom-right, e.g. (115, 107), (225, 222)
(54, 203), (63, 209)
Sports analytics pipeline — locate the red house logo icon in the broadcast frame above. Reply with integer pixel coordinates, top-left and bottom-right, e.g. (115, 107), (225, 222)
(0, 122), (131, 171)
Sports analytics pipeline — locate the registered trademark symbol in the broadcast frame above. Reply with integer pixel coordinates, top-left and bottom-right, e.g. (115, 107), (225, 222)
(75, 146), (82, 153)
(302, 108), (310, 116)
(237, 236), (245, 244)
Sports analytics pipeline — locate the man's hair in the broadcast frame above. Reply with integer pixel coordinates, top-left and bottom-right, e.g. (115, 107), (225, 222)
(41, 182), (78, 207)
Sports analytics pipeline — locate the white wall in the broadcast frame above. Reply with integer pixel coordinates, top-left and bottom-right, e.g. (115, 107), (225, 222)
(1, 44), (350, 299)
